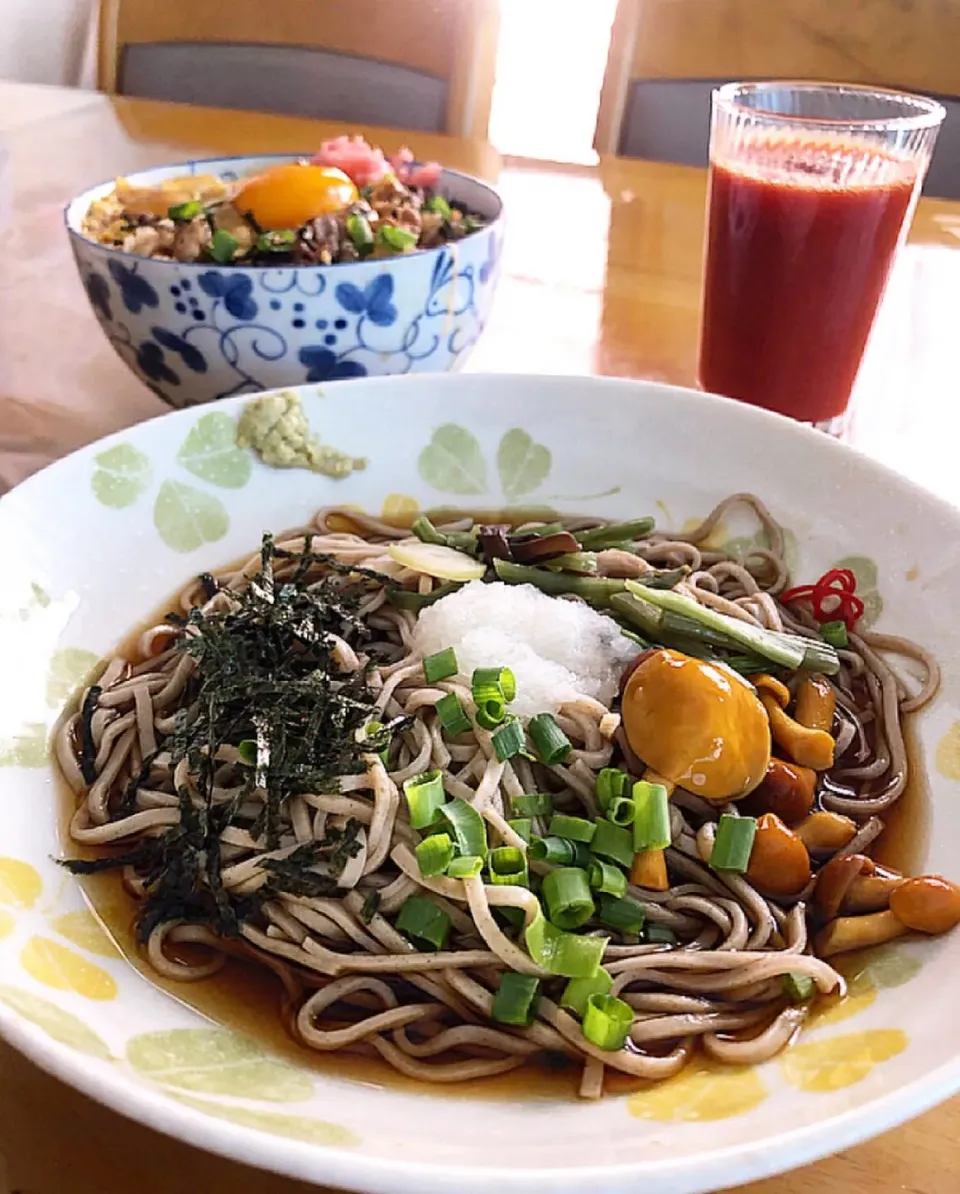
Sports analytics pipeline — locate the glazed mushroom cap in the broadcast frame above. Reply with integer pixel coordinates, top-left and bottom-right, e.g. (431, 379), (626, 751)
(621, 648), (771, 802)
(744, 813), (812, 897)
(740, 756), (816, 824)
(793, 810), (858, 851)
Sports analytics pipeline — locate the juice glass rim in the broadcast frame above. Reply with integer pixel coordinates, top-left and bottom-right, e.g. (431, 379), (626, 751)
(714, 80), (946, 134)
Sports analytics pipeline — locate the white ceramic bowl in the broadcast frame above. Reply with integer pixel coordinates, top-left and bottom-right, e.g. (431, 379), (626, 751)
(65, 155), (504, 408)
(1, 374), (959, 1194)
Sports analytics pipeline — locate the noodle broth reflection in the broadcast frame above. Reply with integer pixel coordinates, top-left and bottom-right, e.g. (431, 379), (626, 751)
(56, 497), (959, 1099)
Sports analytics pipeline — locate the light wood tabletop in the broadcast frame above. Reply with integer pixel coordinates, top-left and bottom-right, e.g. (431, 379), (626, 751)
(1, 78), (960, 1194)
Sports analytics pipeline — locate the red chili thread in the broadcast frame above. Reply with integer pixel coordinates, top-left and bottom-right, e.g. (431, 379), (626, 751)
(781, 567), (865, 631)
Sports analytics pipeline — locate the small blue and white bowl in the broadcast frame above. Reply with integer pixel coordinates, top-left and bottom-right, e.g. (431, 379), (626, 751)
(66, 154), (504, 408)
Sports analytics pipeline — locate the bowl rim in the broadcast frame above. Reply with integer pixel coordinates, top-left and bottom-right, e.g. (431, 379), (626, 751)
(3, 372), (960, 1194)
(63, 152), (504, 273)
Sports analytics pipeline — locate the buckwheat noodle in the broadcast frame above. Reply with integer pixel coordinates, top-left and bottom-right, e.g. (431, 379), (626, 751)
(56, 494), (938, 1098)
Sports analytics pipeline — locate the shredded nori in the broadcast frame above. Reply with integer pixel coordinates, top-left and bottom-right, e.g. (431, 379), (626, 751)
(63, 534), (386, 942)
(78, 685), (102, 785)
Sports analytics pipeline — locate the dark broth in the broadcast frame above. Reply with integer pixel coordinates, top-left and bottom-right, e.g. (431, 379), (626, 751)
(55, 516), (932, 1098)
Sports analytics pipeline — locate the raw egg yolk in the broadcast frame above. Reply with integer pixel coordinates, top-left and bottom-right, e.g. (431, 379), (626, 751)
(235, 165), (358, 230)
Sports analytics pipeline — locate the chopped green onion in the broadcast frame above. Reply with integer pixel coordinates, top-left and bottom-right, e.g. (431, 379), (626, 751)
(396, 896), (451, 951)
(709, 813), (758, 873)
(607, 795), (636, 826)
(403, 770), (446, 829)
(492, 717), (527, 762)
(528, 836), (576, 864)
(575, 519), (655, 550)
(528, 713), (572, 765)
(510, 792), (553, 818)
(783, 972), (816, 1003)
(591, 819), (634, 869)
(820, 620), (849, 649)
(541, 867), (595, 930)
(447, 854), (484, 879)
(168, 199), (203, 221)
(644, 923), (678, 946)
(256, 229), (296, 252)
(416, 833), (455, 878)
(439, 798), (488, 859)
(491, 972), (541, 1026)
(346, 212), (374, 251)
(425, 193), (453, 219)
(572, 841), (593, 868)
(596, 767), (629, 813)
(488, 846), (528, 887)
(588, 861), (627, 898)
(632, 781), (672, 851)
(508, 817), (533, 843)
(496, 905), (526, 931)
(475, 695), (506, 731)
(423, 647), (459, 684)
(435, 692), (471, 736)
(378, 222), (419, 252)
(524, 910), (607, 978)
(547, 814), (596, 843)
(361, 720), (391, 764)
(237, 739), (257, 765)
(598, 895), (646, 934)
(473, 666), (517, 703)
(624, 580), (841, 675)
(582, 993), (634, 1051)
(209, 228), (238, 263)
(560, 967), (614, 1016)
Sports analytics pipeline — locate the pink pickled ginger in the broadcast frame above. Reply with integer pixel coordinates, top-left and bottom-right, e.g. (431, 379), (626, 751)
(313, 136), (442, 190)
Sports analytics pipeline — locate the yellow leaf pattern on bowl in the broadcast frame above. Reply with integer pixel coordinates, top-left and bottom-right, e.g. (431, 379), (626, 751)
(48, 910), (120, 959)
(627, 1058), (768, 1122)
(20, 936), (118, 1001)
(779, 1030), (907, 1093)
(380, 493), (420, 527)
(0, 984), (112, 1059)
(174, 1094), (359, 1146)
(0, 858), (43, 909)
(0, 910), (15, 941)
(935, 722), (960, 780)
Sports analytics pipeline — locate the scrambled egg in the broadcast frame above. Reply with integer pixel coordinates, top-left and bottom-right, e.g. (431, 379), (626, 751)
(236, 391), (366, 479)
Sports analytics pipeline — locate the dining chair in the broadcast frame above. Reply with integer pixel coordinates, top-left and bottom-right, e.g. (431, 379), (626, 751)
(594, 0), (960, 198)
(97, 0), (500, 139)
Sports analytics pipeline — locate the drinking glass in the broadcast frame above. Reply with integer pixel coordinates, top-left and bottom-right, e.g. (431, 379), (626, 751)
(697, 82), (944, 427)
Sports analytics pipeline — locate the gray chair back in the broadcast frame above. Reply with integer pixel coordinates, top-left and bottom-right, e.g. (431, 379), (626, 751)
(119, 41), (449, 133)
(618, 78), (960, 200)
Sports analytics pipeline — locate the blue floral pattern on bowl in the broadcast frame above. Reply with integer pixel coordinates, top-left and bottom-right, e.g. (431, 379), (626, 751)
(66, 155), (504, 408)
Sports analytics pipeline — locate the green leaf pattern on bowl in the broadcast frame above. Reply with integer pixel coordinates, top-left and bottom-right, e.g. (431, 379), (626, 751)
(126, 1028), (314, 1102)
(176, 412), (253, 489)
(153, 481), (229, 553)
(91, 443), (152, 509)
(418, 424), (488, 494)
(834, 555), (883, 629)
(497, 429), (552, 501)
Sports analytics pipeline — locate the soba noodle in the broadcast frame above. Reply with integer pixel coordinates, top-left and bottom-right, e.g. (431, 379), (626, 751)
(57, 494), (948, 1099)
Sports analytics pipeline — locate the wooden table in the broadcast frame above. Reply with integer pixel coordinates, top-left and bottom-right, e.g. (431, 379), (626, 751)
(1, 79), (960, 1194)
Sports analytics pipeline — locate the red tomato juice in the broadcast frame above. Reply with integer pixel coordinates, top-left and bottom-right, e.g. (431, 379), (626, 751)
(698, 139), (917, 421)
